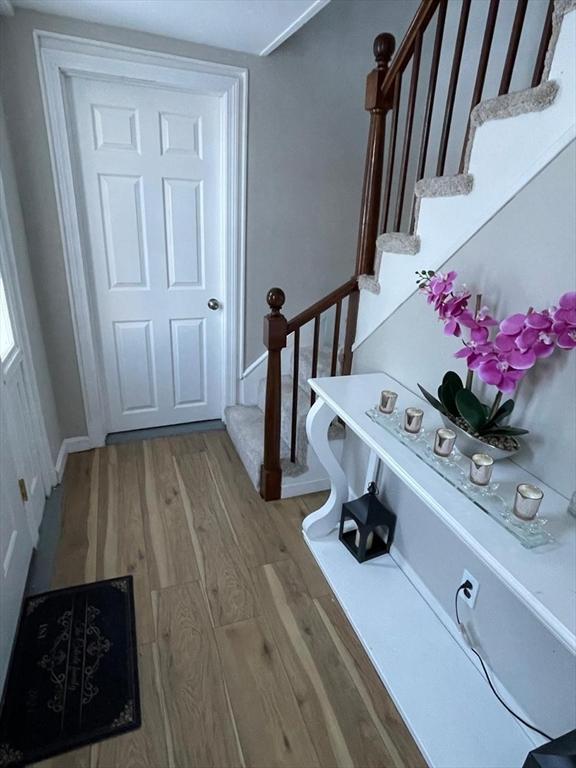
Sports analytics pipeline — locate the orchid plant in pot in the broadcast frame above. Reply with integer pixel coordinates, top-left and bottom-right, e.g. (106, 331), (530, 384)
(416, 269), (576, 460)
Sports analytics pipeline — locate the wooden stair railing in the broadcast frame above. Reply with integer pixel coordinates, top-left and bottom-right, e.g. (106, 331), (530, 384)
(260, 279), (358, 500)
(375, 0), (553, 236)
(260, 0), (554, 501)
(259, 34), (395, 501)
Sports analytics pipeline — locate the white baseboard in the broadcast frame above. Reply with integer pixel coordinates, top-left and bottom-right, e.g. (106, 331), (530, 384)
(55, 436), (93, 482)
(281, 475), (331, 498)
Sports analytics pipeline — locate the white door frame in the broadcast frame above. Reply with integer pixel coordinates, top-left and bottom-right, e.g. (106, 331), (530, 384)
(35, 30), (248, 446)
(0, 166), (57, 496)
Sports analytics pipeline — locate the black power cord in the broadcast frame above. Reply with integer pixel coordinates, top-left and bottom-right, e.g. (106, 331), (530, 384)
(454, 581), (553, 742)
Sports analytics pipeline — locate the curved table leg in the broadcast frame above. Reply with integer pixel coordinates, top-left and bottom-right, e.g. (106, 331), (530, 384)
(302, 397), (349, 539)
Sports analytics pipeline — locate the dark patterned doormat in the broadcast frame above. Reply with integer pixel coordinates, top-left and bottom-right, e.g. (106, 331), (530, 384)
(0, 576), (140, 767)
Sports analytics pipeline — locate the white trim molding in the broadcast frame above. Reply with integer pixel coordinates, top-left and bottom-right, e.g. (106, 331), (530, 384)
(34, 30), (248, 447)
(259, 0), (330, 56)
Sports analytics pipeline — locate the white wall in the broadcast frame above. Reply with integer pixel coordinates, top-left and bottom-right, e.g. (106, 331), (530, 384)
(339, 141), (576, 737)
(0, 96), (61, 464)
(0, 0), (419, 438)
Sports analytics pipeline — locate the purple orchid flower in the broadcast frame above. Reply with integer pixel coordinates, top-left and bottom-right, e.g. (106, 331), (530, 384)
(477, 357), (526, 393)
(420, 270), (576, 390)
(499, 313), (526, 336)
(438, 292), (471, 337)
(553, 292), (576, 349)
(429, 271), (457, 297)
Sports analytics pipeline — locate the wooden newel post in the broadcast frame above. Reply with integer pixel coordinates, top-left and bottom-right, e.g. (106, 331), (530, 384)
(260, 287), (287, 501)
(355, 32), (396, 277)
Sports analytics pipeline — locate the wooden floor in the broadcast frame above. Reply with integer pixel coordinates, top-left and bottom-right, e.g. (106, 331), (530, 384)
(39, 431), (425, 768)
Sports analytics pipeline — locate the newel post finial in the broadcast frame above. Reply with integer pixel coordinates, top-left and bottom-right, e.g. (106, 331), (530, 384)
(373, 32), (395, 69)
(266, 287), (286, 316)
(365, 32), (396, 112)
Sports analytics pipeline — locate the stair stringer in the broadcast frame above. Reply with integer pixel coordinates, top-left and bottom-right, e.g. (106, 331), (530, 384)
(354, 2), (576, 349)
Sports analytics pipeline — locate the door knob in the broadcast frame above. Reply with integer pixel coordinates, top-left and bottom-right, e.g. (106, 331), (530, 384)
(207, 298), (221, 311)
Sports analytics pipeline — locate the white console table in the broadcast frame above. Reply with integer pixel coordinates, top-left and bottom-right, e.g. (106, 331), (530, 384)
(302, 372), (576, 768)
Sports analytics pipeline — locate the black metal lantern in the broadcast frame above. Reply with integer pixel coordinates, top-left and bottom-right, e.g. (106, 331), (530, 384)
(339, 483), (396, 563)
(522, 728), (576, 768)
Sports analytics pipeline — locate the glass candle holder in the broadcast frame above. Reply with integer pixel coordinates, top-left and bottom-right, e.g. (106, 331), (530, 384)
(379, 390), (398, 414)
(404, 407), (423, 434)
(434, 428), (456, 457)
(469, 453), (494, 486)
(514, 483), (543, 521)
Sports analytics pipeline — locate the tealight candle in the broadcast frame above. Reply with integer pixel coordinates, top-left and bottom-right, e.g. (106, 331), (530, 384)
(379, 390), (398, 414)
(469, 453), (494, 486)
(404, 407), (423, 434)
(513, 483), (543, 521)
(355, 530), (374, 550)
(434, 427), (456, 457)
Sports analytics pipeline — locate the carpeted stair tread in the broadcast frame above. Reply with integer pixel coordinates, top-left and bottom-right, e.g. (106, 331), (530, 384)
(225, 404), (307, 490)
(297, 346), (335, 391)
(257, 370), (344, 469)
(414, 173), (473, 199)
(359, 233), (421, 295)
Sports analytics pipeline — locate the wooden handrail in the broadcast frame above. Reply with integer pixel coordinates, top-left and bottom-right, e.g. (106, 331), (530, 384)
(381, 0), (440, 98)
(286, 278), (357, 334)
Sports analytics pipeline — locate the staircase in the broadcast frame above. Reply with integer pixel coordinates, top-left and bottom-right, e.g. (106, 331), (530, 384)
(356, 0), (575, 348)
(227, 0), (576, 501)
(226, 344), (345, 492)
(226, 281), (355, 498)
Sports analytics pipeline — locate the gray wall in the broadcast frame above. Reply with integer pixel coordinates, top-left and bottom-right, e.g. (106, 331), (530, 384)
(0, 96), (61, 462)
(0, 0), (418, 438)
(353, 139), (576, 500)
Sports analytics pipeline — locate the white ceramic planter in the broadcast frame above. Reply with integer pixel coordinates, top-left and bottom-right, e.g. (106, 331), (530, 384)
(440, 414), (520, 461)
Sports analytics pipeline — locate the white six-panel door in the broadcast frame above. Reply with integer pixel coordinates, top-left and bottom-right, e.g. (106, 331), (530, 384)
(0, 387), (33, 690)
(0, 271), (38, 690)
(69, 76), (224, 432)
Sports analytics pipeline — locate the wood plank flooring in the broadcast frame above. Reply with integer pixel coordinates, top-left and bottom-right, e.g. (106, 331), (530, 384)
(37, 430), (425, 768)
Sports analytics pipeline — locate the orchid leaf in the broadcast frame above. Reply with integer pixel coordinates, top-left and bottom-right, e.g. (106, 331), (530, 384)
(492, 398), (515, 423)
(439, 371), (464, 417)
(455, 389), (486, 432)
(480, 399), (515, 433)
(485, 426), (530, 436)
(418, 384), (448, 416)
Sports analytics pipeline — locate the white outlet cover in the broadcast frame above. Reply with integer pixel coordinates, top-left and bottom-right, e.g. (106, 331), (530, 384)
(461, 570), (480, 609)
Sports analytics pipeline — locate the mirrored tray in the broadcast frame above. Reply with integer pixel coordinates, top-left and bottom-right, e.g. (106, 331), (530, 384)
(366, 406), (552, 549)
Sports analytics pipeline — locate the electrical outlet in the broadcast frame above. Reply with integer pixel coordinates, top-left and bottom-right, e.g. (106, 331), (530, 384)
(460, 570), (479, 609)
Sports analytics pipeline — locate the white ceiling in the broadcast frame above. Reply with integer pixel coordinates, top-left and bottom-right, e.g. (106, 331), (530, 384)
(7, 0), (331, 56)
